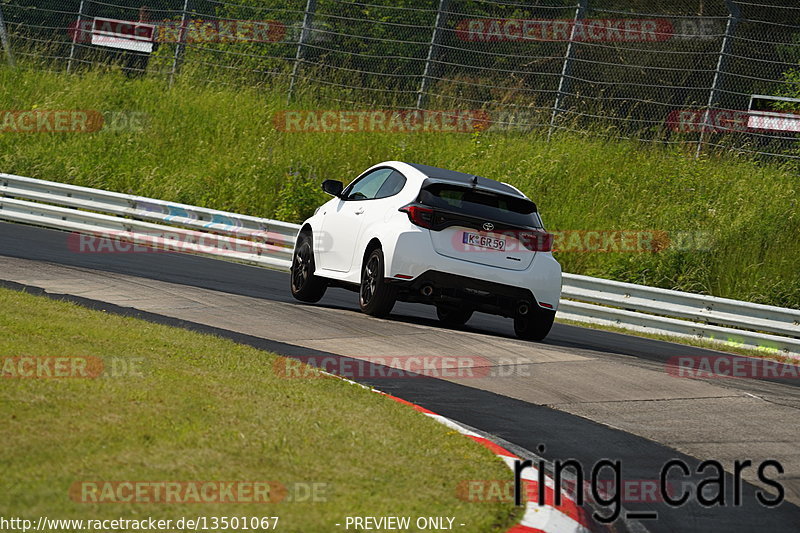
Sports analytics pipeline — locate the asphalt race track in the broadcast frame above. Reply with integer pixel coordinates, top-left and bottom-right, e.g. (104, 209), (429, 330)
(2, 221), (799, 532)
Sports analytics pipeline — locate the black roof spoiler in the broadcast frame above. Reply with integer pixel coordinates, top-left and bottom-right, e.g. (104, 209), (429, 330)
(419, 178), (538, 214)
(406, 162), (525, 198)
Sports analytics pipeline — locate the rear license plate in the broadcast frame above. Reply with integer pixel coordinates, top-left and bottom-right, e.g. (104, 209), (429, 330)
(462, 232), (505, 251)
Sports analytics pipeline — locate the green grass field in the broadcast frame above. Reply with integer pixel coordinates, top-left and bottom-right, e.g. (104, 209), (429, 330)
(0, 287), (520, 531)
(1, 65), (798, 309)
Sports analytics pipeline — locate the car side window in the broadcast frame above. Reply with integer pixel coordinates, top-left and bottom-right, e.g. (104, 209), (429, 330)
(344, 168), (393, 201)
(374, 170), (406, 199)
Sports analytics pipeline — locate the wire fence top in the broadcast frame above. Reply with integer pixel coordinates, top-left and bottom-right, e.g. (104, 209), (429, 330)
(1, 0), (799, 159)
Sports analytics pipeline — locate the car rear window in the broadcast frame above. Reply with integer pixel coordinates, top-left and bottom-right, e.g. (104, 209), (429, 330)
(418, 184), (542, 228)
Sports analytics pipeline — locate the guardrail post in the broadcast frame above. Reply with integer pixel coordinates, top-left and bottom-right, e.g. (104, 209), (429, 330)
(416, 0), (450, 110)
(696, 0), (739, 158)
(169, 0), (190, 86)
(548, 0), (587, 141)
(0, 5), (14, 67)
(287, 0), (317, 103)
(67, 0), (86, 73)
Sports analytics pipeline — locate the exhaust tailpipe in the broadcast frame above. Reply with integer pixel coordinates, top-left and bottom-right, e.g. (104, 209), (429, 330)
(518, 302), (530, 316)
(420, 284), (434, 297)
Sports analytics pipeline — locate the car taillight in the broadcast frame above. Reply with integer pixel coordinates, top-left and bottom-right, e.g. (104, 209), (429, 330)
(399, 204), (434, 229)
(518, 230), (553, 252)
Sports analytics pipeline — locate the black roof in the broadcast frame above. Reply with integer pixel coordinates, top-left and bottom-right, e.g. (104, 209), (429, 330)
(405, 162), (524, 198)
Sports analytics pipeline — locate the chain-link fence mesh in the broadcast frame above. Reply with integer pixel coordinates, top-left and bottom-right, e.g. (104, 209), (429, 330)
(2, 0), (800, 159)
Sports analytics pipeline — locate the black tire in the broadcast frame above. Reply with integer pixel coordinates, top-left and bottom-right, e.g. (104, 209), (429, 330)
(514, 308), (556, 341)
(290, 233), (327, 303)
(436, 305), (474, 327)
(359, 248), (396, 317)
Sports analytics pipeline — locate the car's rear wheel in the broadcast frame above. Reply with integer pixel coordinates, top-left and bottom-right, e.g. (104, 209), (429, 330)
(359, 248), (396, 317)
(514, 308), (556, 341)
(290, 233), (327, 303)
(436, 305), (473, 327)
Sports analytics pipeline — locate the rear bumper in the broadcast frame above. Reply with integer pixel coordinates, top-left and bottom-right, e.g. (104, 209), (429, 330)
(385, 230), (562, 313)
(390, 270), (548, 317)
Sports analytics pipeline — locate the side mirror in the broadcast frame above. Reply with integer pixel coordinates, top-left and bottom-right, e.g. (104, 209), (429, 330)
(322, 179), (344, 198)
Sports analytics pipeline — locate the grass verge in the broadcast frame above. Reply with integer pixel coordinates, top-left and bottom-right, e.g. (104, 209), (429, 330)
(0, 287), (520, 532)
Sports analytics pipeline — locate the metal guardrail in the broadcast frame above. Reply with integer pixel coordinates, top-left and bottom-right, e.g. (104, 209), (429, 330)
(559, 273), (800, 356)
(1, 172), (799, 356)
(561, 273), (800, 338)
(0, 173), (297, 270)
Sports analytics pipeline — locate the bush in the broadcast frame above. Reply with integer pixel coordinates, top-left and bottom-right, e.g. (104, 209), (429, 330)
(274, 166), (327, 223)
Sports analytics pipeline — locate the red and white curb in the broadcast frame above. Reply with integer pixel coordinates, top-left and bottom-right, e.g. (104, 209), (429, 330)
(376, 392), (598, 533)
(312, 366), (600, 532)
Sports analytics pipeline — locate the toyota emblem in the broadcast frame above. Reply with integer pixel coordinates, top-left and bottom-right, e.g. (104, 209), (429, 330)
(482, 222), (494, 231)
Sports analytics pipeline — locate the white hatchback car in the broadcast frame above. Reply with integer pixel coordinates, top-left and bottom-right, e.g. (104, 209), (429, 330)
(290, 161), (562, 340)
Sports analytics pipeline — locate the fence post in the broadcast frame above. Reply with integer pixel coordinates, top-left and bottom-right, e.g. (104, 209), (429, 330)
(287, 0), (317, 103)
(696, 0), (740, 158)
(170, 0), (190, 86)
(67, 0), (85, 73)
(416, 0), (450, 110)
(548, 0), (587, 140)
(0, 5), (14, 67)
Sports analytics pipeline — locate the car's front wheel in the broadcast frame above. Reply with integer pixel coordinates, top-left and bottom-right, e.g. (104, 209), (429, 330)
(436, 305), (473, 327)
(359, 248), (396, 317)
(290, 233), (327, 303)
(514, 308), (556, 341)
